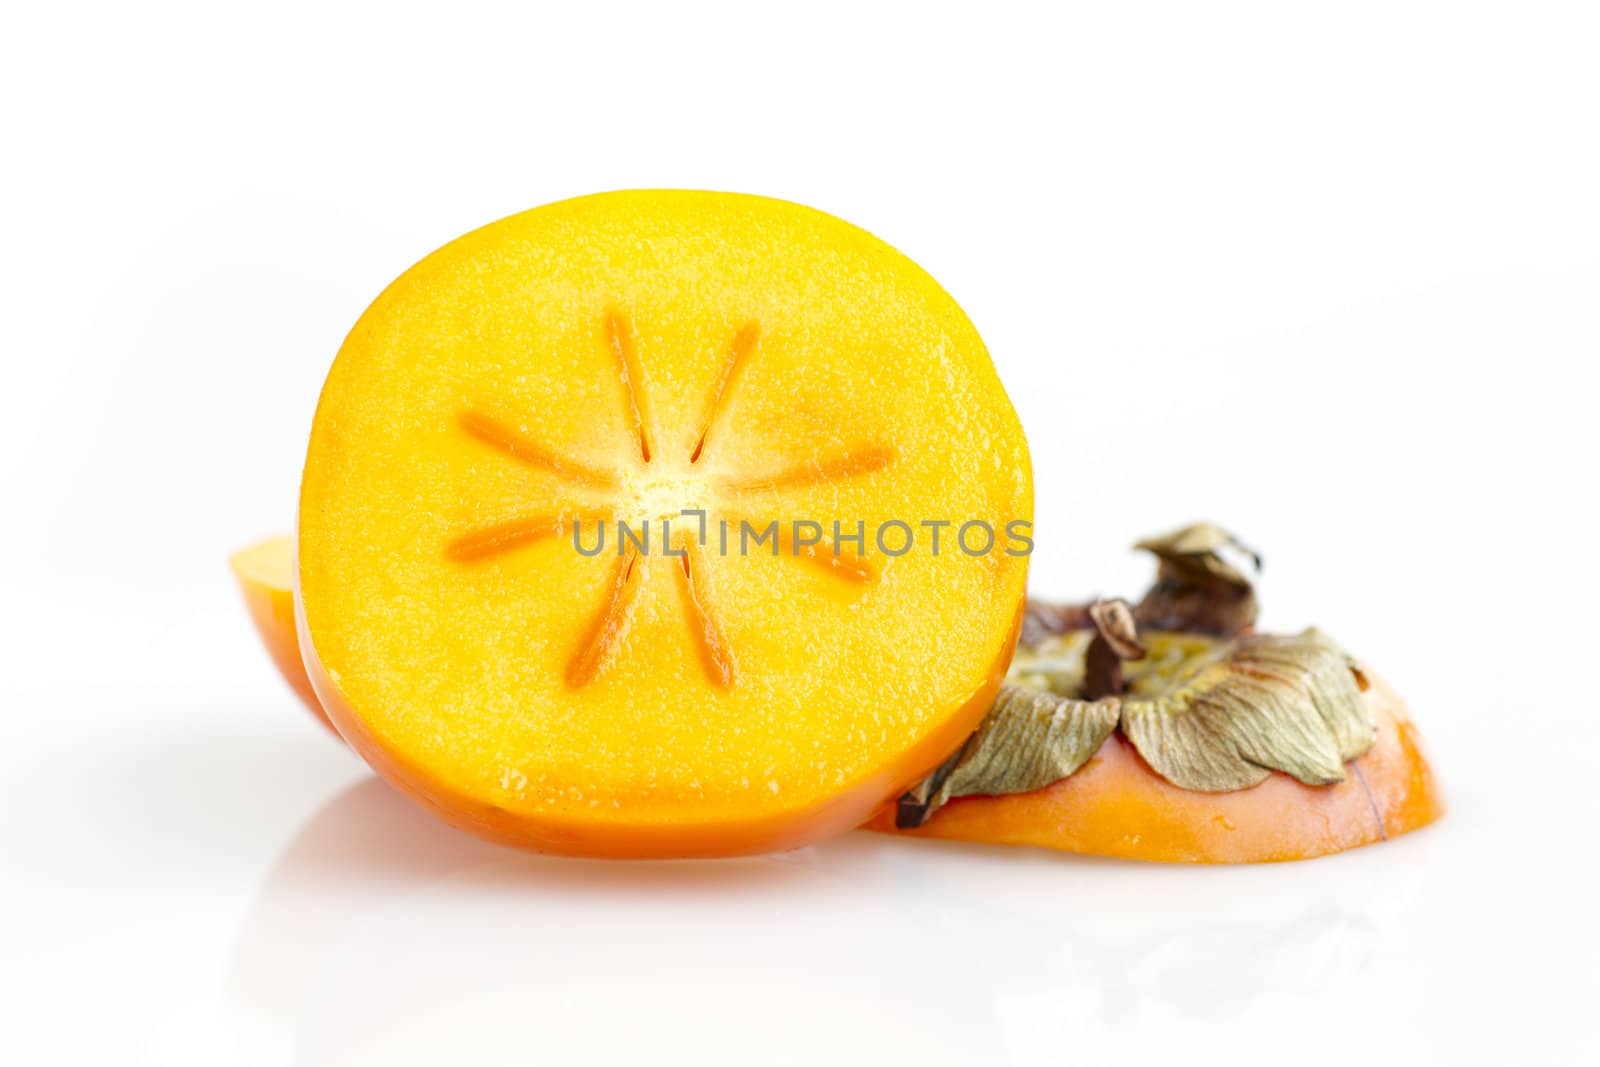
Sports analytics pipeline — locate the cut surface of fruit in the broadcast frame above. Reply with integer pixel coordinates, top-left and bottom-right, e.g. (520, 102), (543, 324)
(867, 671), (1442, 863)
(229, 535), (335, 734)
(296, 190), (1032, 858)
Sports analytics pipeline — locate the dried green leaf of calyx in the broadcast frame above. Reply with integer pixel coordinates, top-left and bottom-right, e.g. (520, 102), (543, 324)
(1133, 522), (1261, 636)
(896, 637), (1120, 828)
(1118, 629), (1376, 792)
(1135, 522), (1260, 587)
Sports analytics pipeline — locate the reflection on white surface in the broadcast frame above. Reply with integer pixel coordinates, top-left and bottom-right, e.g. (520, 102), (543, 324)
(228, 777), (1433, 1065)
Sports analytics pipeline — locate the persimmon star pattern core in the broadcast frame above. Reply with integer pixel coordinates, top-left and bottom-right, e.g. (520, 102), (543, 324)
(444, 308), (895, 690)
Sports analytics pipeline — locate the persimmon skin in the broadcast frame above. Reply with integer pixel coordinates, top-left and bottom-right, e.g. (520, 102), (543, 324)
(867, 673), (1444, 863)
(229, 536), (336, 736)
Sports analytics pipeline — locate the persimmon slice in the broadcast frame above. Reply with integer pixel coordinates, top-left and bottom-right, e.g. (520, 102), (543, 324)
(296, 190), (1032, 858)
(867, 671), (1443, 863)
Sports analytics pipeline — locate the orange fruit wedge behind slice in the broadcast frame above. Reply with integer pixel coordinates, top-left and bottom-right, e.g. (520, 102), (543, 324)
(294, 190), (1033, 858)
(229, 535), (334, 735)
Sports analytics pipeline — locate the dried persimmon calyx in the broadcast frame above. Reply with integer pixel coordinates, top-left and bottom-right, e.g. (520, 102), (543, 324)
(896, 523), (1379, 822)
(899, 625), (1377, 824)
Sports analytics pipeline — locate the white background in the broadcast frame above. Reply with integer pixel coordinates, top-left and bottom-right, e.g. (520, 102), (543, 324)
(3, 2), (1597, 1063)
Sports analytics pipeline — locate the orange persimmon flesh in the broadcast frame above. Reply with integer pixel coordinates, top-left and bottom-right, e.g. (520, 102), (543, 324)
(867, 672), (1444, 863)
(296, 190), (1032, 858)
(229, 536), (335, 735)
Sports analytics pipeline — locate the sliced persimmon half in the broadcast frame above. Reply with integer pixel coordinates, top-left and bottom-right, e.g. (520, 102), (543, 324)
(229, 535), (334, 735)
(295, 190), (1032, 858)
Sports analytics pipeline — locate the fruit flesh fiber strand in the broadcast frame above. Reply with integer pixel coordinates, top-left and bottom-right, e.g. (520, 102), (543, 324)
(295, 190), (1032, 857)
